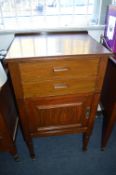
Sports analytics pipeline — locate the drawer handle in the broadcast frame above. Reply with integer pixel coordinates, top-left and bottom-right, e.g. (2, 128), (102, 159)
(54, 83), (68, 89)
(53, 67), (69, 72)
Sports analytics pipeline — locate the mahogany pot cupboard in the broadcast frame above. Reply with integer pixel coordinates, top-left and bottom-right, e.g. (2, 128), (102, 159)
(5, 32), (110, 158)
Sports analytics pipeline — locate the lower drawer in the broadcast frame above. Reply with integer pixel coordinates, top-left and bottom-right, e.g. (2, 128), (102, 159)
(22, 77), (96, 98)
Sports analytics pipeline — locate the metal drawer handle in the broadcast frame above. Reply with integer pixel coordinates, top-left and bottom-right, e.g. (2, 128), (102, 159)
(53, 67), (69, 72)
(54, 83), (68, 89)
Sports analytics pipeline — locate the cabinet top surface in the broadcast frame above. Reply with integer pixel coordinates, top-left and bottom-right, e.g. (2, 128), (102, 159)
(5, 33), (110, 61)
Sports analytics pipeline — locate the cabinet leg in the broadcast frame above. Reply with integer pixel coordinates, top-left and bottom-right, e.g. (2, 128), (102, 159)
(26, 139), (35, 159)
(82, 133), (90, 151)
(19, 126), (35, 159)
(20, 130), (35, 159)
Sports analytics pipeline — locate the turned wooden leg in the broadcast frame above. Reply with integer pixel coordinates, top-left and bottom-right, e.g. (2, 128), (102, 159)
(82, 133), (90, 151)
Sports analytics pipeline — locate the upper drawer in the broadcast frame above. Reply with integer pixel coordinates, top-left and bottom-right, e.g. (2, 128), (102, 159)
(19, 58), (99, 83)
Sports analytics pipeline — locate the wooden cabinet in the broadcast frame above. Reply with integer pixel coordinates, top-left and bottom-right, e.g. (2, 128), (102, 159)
(5, 32), (110, 158)
(0, 79), (19, 160)
(101, 57), (116, 149)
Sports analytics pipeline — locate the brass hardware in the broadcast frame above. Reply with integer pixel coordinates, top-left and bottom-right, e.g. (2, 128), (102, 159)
(53, 67), (69, 72)
(54, 83), (68, 89)
(85, 106), (91, 119)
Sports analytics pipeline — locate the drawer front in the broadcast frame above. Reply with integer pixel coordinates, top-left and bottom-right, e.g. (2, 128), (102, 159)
(19, 58), (99, 83)
(22, 77), (96, 97)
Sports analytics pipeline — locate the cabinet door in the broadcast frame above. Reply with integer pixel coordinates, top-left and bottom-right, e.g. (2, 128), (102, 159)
(25, 95), (93, 136)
